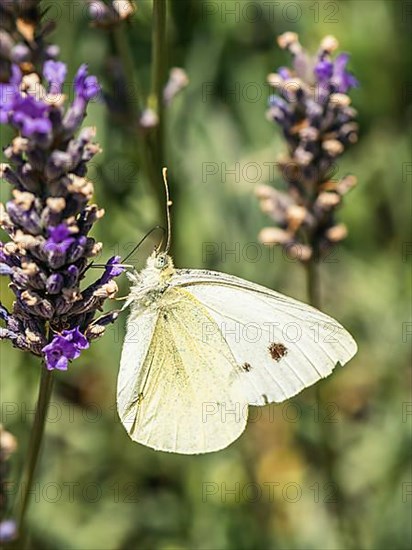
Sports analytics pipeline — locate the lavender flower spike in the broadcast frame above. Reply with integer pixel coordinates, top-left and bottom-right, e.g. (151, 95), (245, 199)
(0, 56), (123, 370)
(259, 33), (359, 262)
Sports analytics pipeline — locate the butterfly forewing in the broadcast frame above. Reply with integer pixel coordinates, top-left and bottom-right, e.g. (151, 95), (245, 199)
(169, 269), (357, 406)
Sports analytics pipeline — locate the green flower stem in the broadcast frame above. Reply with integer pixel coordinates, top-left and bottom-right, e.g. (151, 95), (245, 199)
(112, 24), (145, 115)
(150, 0), (167, 170)
(306, 255), (321, 309)
(112, 4), (168, 223)
(147, 0), (168, 235)
(112, 24), (159, 209)
(15, 367), (54, 538)
(306, 250), (359, 549)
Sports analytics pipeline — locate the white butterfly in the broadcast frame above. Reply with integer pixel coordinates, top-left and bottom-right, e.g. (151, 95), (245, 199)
(117, 171), (357, 454)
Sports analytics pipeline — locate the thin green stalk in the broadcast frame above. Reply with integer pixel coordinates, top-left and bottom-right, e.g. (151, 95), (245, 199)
(147, 0), (168, 235)
(112, 9), (167, 222)
(112, 25), (145, 116)
(112, 24), (158, 201)
(15, 368), (54, 539)
(306, 250), (359, 549)
(306, 256), (321, 309)
(150, 0), (167, 171)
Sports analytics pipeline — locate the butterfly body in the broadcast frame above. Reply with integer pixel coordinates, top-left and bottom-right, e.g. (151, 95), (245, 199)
(125, 252), (175, 312)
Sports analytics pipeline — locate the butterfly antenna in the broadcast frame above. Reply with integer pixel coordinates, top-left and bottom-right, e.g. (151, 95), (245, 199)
(88, 225), (166, 271)
(122, 225), (166, 263)
(162, 167), (172, 253)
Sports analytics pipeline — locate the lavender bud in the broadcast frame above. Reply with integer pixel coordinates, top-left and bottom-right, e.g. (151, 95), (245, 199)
(62, 100), (86, 135)
(0, 263), (13, 275)
(7, 315), (22, 333)
(277, 32), (300, 52)
(325, 223), (348, 243)
(140, 108), (159, 129)
(11, 43), (31, 63)
(41, 197), (66, 226)
(46, 273), (64, 294)
(0, 29), (14, 58)
(163, 67), (189, 105)
(54, 296), (74, 315)
(85, 238), (102, 258)
(11, 267), (29, 287)
(85, 324), (106, 339)
(46, 247), (67, 269)
(45, 44), (60, 58)
(0, 328), (17, 341)
(68, 236), (87, 263)
(21, 290), (54, 319)
(0, 164), (23, 188)
(64, 265), (80, 287)
(322, 139), (344, 156)
(25, 327), (47, 349)
(77, 205), (104, 233)
(66, 174), (94, 201)
(93, 280), (118, 299)
(80, 310), (119, 340)
(88, 1), (110, 23)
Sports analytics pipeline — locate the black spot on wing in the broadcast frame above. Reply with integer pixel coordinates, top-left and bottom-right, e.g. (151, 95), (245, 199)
(242, 362), (252, 372)
(268, 342), (288, 362)
(262, 394), (269, 405)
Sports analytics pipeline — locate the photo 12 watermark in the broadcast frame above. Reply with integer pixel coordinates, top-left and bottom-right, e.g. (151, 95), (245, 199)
(3, 480), (140, 505)
(200, 160), (339, 185)
(200, 1), (340, 24)
(201, 480), (339, 504)
(201, 400), (340, 425)
(201, 241), (340, 264)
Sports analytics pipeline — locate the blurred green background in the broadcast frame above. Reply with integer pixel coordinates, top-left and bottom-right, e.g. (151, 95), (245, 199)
(1, 1), (411, 549)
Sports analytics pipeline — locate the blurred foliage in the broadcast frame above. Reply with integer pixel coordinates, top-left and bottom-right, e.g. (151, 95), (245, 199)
(1, 1), (411, 549)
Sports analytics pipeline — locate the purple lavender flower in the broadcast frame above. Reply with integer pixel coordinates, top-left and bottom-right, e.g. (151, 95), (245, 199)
(11, 95), (52, 136)
(100, 255), (125, 284)
(61, 65), (101, 136)
(332, 53), (359, 93)
(314, 59), (334, 81)
(0, 65), (21, 123)
(1, 61), (101, 143)
(74, 64), (101, 101)
(43, 60), (67, 93)
(42, 327), (89, 371)
(314, 53), (358, 94)
(45, 224), (76, 253)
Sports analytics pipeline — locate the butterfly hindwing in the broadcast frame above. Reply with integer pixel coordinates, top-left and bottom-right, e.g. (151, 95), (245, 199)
(117, 287), (248, 454)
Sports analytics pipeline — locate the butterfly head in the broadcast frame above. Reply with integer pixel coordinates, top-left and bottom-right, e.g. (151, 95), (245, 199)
(146, 250), (175, 278)
(153, 252), (170, 269)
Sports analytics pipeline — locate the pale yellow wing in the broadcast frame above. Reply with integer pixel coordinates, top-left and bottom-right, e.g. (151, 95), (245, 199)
(117, 288), (248, 454)
(169, 269), (357, 406)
